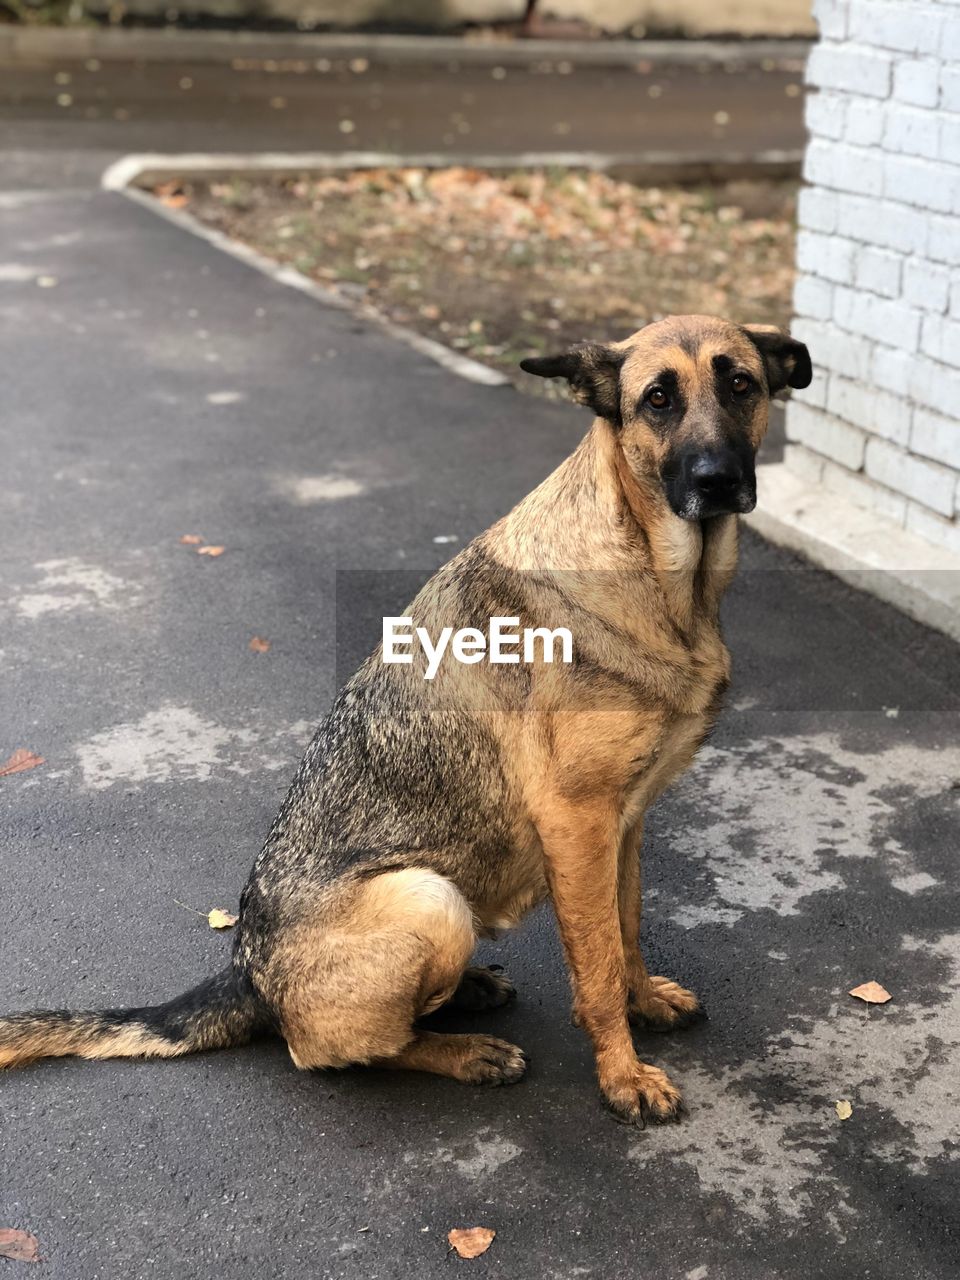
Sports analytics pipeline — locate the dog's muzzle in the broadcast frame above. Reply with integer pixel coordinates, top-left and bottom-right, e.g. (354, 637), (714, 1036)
(663, 447), (757, 521)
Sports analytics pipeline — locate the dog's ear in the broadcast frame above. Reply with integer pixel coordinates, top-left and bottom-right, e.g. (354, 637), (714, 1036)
(520, 343), (624, 424)
(741, 325), (812, 394)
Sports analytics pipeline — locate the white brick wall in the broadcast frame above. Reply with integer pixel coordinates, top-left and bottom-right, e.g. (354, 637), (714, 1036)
(787, 0), (960, 552)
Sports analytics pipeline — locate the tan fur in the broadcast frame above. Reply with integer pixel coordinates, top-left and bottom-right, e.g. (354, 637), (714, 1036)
(275, 869), (476, 1071)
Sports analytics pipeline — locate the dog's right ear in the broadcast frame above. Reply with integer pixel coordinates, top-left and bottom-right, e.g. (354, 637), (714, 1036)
(520, 343), (624, 425)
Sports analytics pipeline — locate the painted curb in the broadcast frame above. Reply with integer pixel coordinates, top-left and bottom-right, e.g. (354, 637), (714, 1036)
(747, 463), (960, 644)
(101, 148), (803, 193)
(0, 28), (812, 68)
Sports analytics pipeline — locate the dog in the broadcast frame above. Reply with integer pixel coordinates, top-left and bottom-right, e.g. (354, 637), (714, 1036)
(0, 315), (811, 1126)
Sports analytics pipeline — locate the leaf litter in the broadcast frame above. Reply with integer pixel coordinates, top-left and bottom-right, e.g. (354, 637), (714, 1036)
(177, 167), (796, 393)
(448, 1227), (495, 1259)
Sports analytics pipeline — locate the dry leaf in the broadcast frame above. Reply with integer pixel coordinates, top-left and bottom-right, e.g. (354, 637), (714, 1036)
(180, 534), (203, 544)
(207, 908), (238, 930)
(0, 749), (45, 778)
(836, 1099), (853, 1120)
(0, 1229), (41, 1263)
(197, 545), (225, 557)
(249, 636), (271, 653)
(849, 981), (891, 1004)
(448, 1227), (495, 1259)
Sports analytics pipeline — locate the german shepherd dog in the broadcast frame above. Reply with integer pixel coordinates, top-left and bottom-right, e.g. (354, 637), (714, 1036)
(0, 315), (810, 1126)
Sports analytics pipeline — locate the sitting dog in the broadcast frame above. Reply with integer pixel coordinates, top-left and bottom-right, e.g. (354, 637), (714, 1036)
(0, 315), (810, 1126)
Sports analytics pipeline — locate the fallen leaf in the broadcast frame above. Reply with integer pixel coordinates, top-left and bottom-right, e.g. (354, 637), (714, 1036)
(249, 636), (271, 653)
(448, 1227), (495, 1259)
(197, 545), (225, 557)
(180, 534), (203, 545)
(849, 981), (891, 1004)
(207, 908), (238, 930)
(0, 749), (45, 778)
(836, 1099), (853, 1120)
(0, 1229), (41, 1263)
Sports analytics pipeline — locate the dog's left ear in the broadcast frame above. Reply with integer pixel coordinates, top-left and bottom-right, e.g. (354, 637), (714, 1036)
(520, 343), (624, 425)
(742, 325), (812, 394)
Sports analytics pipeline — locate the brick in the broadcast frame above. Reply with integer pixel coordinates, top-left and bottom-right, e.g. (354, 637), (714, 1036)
(903, 258), (952, 312)
(919, 313), (960, 367)
(787, 401), (869, 469)
(806, 41), (893, 97)
(928, 214), (960, 265)
(833, 286), (922, 350)
(845, 96), (887, 147)
(884, 104), (941, 159)
(812, 0), (849, 40)
(805, 91), (847, 141)
(784, 442), (826, 484)
(849, 1), (943, 55)
(943, 13), (960, 61)
(950, 281), (960, 319)
(871, 343), (917, 397)
(854, 245), (902, 298)
(794, 275), (834, 320)
(797, 186), (838, 233)
(796, 228), (857, 284)
(835, 193), (927, 254)
(884, 154), (960, 212)
(827, 374), (911, 444)
(806, 140), (885, 196)
(821, 457), (908, 522)
(941, 65), (960, 112)
(939, 115), (960, 165)
(908, 353), (960, 417)
(800, 321), (875, 381)
(911, 406), (960, 468)
(793, 369), (830, 409)
(865, 438), (957, 513)
(905, 502), (960, 553)
(893, 57), (941, 107)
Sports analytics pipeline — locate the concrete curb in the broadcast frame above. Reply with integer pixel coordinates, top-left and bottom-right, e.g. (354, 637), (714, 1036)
(0, 26), (811, 68)
(101, 148), (803, 192)
(747, 463), (960, 644)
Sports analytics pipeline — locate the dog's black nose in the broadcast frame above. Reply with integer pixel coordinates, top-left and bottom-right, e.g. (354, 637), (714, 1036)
(687, 450), (744, 496)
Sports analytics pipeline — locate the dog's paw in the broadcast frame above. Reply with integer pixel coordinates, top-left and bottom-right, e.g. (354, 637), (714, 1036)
(456, 1035), (528, 1086)
(629, 976), (702, 1032)
(602, 1062), (685, 1128)
(450, 966), (517, 1012)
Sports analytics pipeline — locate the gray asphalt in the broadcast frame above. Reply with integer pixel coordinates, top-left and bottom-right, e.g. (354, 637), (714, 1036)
(0, 47), (805, 191)
(2, 52), (960, 1280)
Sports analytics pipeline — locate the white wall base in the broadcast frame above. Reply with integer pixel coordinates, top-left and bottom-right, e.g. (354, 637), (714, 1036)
(748, 463), (960, 643)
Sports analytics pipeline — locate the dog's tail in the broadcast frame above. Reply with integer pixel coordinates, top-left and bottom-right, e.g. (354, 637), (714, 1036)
(0, 967), (270, 1069)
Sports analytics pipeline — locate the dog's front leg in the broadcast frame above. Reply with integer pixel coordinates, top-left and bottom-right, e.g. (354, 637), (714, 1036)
(618, 822), (701, 1031)
(539, 799), (683, 1126)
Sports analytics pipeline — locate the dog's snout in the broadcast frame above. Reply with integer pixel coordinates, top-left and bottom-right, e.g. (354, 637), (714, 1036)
(663, 445), (756, 520)
(687, 450), (744, 496)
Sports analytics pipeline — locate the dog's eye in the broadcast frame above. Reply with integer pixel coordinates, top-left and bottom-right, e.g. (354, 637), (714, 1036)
(731, 374), (753, 396)
(646, 386), (670, 410)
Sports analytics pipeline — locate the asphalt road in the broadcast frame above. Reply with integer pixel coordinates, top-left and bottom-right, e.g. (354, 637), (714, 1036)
(2, 51), (960, 1280)
(0, 46), (805, 190)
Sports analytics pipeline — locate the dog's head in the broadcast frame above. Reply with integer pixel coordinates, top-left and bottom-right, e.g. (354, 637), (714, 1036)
(520, 315), (811, 521)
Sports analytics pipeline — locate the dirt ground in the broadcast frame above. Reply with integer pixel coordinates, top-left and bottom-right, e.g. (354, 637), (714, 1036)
(176, 167), (797, 395)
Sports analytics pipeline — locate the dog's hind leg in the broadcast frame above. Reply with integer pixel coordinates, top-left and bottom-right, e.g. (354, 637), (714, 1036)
(444, 966), (517, 1012)
(277, 868), (527, 1085)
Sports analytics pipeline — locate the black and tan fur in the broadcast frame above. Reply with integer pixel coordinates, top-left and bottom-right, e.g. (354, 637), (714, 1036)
(0, 315), (811, 1125)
